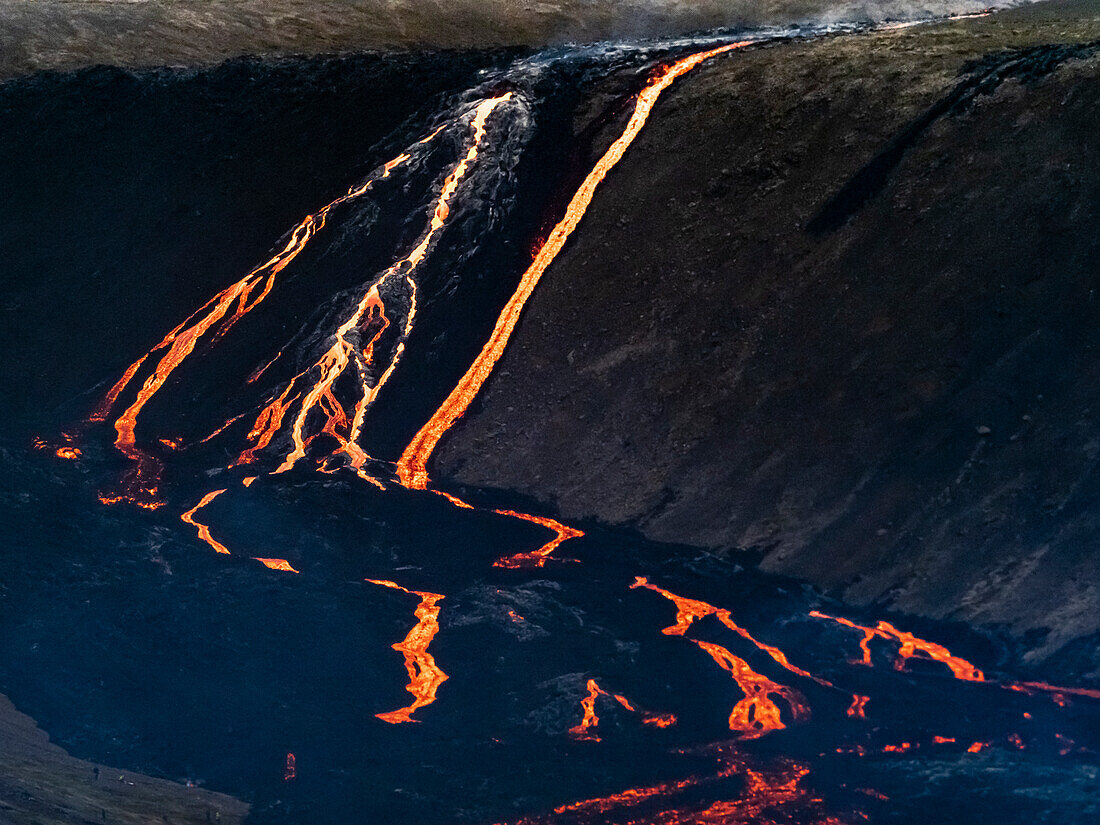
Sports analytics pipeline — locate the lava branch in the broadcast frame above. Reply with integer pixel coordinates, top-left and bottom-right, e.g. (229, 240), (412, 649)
(492, 509), (584, 568)
(396, 41), (752, 491)
(179, 489), (298, 571)
(180, 489), (231, 555)
(809, 610), (985, 682)
(631, 577), (813, 738)
(495, 745), (826, 825)
(567, 678), (676, 741)
(366, 578), (449, 724)
(89, 128), (445, 507)
(268, 95), (513, 483)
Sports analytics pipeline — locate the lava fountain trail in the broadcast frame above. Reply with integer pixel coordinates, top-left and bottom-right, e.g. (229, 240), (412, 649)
(365, 579), (448, 723)
(396, 41), (752, 492)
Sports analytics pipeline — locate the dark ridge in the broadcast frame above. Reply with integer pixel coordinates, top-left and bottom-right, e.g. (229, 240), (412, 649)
(806, 40), (1100, 235)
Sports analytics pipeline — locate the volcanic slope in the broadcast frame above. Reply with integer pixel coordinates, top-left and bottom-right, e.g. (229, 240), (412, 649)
(0, 694), (247, 825)
(436, 1), (1100, 678)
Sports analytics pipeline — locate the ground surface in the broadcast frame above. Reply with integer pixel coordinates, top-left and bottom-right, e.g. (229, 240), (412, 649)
(0, 0), (993, 78)
(0, 694), (247, 825)
(438, 0), (1100, 674)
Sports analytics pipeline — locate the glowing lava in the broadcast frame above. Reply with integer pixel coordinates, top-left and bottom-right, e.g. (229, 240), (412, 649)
(179, 489), (231, 555)
(631, 577), (811, 737)
(396, 41), (751, 491)
(255, 558), (300, 573)
(567, 678), (669, 741)
(810, 610), (985, 681)
(497, 745), (832, 825)
(271, 95), (512, 482)
(366, 579), (448, 724)
(90, 130), (442, 506)
(492, 509), (584, 568)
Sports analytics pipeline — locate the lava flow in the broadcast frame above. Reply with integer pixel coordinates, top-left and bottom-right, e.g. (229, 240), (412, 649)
(268, 95), (512, 483)
(492, 509), (584, 568)
(396, 41), (751, 491)
(90, 137), (437, 508)
(810, 611), (984, 681)
(179, 489), (230, 555)
(366, 579), (448, 724)
(567, 678), (674, 741)
(498, 745), (835, 825)
(631, 577), (811, 737)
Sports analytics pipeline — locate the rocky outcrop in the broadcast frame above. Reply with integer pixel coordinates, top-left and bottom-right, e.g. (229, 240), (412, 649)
(438, 3), (1100, 673)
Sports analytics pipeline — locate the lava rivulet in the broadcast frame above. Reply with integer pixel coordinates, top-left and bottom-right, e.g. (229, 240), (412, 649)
(567, 678), (672, 741)
(270, 95), (512, 482)
(631, 578), (812, 737)
(255, 558), (299, 573)
(497, 747), (831, 825)
(810, 611), (984, 682)
(492, 509), (583, 568)
(366, 579), (448, 724)
(90, 136), (437, 507)
(180, 489), (231, 555)
(396, 42), (751, 491)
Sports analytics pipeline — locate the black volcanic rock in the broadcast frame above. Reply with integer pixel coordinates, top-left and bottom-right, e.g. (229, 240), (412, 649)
(436, 4), (1100, 675)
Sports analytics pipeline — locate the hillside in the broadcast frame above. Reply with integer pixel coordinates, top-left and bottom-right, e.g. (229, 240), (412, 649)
(437, 0), (1100, 676)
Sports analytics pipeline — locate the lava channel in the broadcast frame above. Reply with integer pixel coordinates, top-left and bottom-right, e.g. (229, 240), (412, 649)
(396, 41), (751, 491)
(631, 577), (811, 738)
(366, 579), (448, 723)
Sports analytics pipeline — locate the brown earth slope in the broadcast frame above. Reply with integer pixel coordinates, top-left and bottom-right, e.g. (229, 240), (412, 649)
(437, 1), (1100, 674)
(0, 0), (991, 79)
(0, 693), (247, 825)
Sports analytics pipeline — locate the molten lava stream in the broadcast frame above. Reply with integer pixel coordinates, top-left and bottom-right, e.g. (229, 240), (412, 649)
(88, 126), (444, 507)
(264, 95), (513, 485)
(180, 489), (231, 555)
(496, 745), (832, 825)
(492, 509), (584, 568)
(631, 577), (813, 738)
(809, 610), (984, 681)
(396, 41), (751, 492)
(567, 678), (675, 741)
(366, 579), (448, 724)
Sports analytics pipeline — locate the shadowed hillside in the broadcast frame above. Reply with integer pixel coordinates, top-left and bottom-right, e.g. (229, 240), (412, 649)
(437, 1), (1100, 676)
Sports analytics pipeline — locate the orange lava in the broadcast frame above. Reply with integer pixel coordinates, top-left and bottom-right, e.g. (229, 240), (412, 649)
(366, 578), (448, 724)
(435, 489), (475, 509)
(255, 558), (300, 573)
(967, 741), (989, 753)
(633, 577), (828, 684)
(933, 736), (956, 744)
(810, 611), (984, 681)
(90, 132), (439, 505)
(179, 489), (231, 554)
(643, 713), (678, 728)
(694, 639), (810, 738)
(847, 695), (869, 719)
(396, 41), (751, 491)
(497, 746), (830, 825)
(273, 96), (511, 482)
(492, 509), (584, 568)
(569, 679), (605, 741)
(631, 578), (811, 737)
(1015, 680), (1100, 701)
(283, 753), (296, 781)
